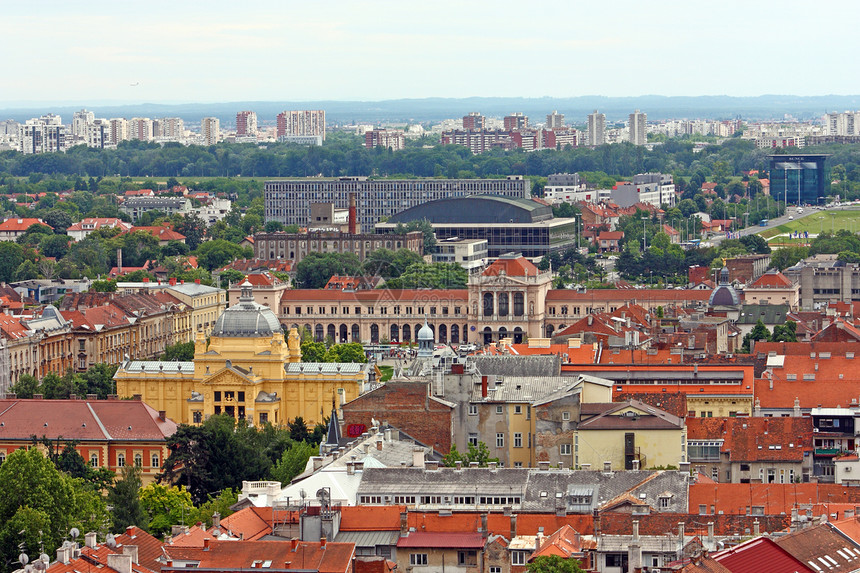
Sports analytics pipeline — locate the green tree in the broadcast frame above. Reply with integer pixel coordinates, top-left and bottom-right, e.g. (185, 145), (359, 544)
(0, 242), (24, 283)
(270, 441), (317, 485)
(772, 320), (798, 343)
(742, 319), (771, 353)
(194, 488), (238, 528)
(195, 239), (249, 271)
(13, 260), (41, 281)
(218, 269), (246, 289)
(323, 343), (367, 364)
(9, 374), (39, 399)
(288, 417), (311, 443)
(39, 234), (71, 259)
(161, 341), (196, 361)
(295, 252), (362, 289)
(139, 482), (195, 537)
(173, 215), (207, 250)
(0, 449), (78, 567)
(770, 246), (808, 271)
(108, 466), (148, 533)
(441, 442), (498, 467)
(300, 340), (327, 362)
(78, 363), (118, 398)
(526, 555), (585, 573)
(92, 279), (118, 292)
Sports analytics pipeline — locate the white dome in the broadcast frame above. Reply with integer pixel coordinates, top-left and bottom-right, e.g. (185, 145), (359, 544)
(417, 323), (434, 340)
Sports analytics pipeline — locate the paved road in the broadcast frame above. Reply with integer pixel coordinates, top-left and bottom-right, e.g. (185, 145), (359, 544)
(708, 205), (826, 245)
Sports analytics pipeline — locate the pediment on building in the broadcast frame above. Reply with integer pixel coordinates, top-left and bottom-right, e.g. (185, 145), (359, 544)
(200, 365), (258, 386)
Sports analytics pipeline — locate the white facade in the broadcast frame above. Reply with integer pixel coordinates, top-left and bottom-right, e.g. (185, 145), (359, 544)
(192, 198), (233, 225)
(824, 111), (860, 136)
(433, 239), (489, 274)
(587, 110), (606, 146)
(19, 115), (65, 154)
(201, 117), (220, 145)
(629, 109), (647, 145)
(71, 109), (94, 137)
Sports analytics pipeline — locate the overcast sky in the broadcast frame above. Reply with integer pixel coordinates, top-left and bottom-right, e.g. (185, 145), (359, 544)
(2, 0), (856, 105)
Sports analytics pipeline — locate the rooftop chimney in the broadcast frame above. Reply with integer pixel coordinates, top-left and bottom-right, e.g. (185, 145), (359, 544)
(707, 522), (714, 545)
(412, 447), (425, 468)
(123, 545), (138, 565)
(348, 193), (357, 234)
(677, 522), (685, 552)
(107, 553), (132, 573)
(85, 531), (98, 549)
(753, 519), (760, 536)
(632, 459), (640, 471)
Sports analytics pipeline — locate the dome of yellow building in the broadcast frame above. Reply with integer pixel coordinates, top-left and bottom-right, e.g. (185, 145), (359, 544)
(114, 282), (367, 428)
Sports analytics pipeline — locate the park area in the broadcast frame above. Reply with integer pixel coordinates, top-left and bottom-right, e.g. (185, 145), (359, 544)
(758, 208), (860, 245)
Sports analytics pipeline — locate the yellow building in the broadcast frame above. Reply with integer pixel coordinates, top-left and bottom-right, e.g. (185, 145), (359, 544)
(574, 400), (686, 471)
(114, 282), (367, 427)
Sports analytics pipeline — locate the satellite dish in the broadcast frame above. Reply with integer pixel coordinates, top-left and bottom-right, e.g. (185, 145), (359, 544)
(106, 534), (117, 549)
(19, 554), (29, 566)
(69, 528), (80, 540)
(212, 529), (222, 537)
(33, 560), (46, 572)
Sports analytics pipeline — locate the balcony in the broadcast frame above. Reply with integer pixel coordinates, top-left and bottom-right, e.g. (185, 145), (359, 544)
(814, 448), (842, 457)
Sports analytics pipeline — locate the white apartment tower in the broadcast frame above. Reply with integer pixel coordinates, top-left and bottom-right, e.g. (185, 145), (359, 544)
(546, 111), (565, 129)
(587, 110), (606, 146)
(824, 111), (860, 136)
(277, 110), (325, 141)
(19, 115), (65, 154)
(201, 117), (220, 145)
(629, 109), (647, 146)
(236, 111), (258, 136)
(72, 109), (94, 137)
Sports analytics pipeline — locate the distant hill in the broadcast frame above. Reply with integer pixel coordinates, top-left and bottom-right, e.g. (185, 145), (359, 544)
(2, 95), (860, 126)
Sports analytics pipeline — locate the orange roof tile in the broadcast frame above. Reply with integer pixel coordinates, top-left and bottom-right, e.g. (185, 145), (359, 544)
(686, 417), (811, 462)
(483, 256), (540, 277)
(0, 218), (52, 232)
(339, 505), (405, 531)
(749, 270), (793, 288)
(164, 540), (354, 573)
(689, 483), (860, 515)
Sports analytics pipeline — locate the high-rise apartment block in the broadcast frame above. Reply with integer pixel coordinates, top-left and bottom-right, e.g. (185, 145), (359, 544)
(154, 117), (184, 140)
(629, 109), (647, 145)
(364, 128), (405, 150)
(19, 115), (65, 154)
(546, 111), (565, 129)
(503, 113), (528, 131)
(86, 119), (109, 149)
(265, 176), (528, 229)
(276, 110), (325, 141)
(236, 111), (258, 137)
(128, 118), (153, 141)
(201, 117), (220, 145)
(462, 112), (485, 130)
(823, 111), (860, 136)
(71, 109), (94, 137)
(109, 118), (129, 145)
(587, 110), (606, 146)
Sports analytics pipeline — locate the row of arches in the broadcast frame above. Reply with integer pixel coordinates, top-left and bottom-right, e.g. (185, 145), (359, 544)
(290, 323), (469, 344)
(481, 326), (525, 345)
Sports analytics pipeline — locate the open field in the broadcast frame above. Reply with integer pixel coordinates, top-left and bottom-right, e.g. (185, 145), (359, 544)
(758, 208), (860, 240)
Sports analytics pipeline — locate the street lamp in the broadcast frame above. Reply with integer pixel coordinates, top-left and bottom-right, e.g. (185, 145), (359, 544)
(641, 216), (648, 252)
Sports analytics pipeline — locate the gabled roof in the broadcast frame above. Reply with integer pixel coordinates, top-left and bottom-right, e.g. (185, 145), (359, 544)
(577, 400), (683, 430)
(49, 526), (162, 573)
(0, 218), (52, 232)
(711, 536), (814, 573)
(130, 226), (186, 241)
(774, 522), (860, 573)
(598, 231), (624, 240)
(689, 483), (860, 516)
(529, 525), (591, 560)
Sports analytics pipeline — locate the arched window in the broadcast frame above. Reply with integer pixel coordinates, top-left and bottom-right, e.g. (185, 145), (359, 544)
(151, 453), (160, 468)
(483, 293), (494, 316)
(134, 453), (143, 467)
(117, 453), (126, 467)
(513, 293), (525, 316)
(498, 293), (509, 317)
(370, 324), (379, 343)
(90, 453), (98, 467)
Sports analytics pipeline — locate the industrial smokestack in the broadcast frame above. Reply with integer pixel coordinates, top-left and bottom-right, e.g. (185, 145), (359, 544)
(117, 248), (123, 274)
(348, 192), (357, 234)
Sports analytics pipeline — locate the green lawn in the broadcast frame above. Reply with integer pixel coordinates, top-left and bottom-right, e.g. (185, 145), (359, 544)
(759, 209), (860, 240)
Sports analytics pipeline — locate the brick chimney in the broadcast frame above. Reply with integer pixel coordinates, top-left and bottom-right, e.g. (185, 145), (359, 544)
(348, 193), (357, 234)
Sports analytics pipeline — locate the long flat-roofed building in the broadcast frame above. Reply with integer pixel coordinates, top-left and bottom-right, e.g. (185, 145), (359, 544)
(264, 176), (528, 229)
(376, 195), (575, 258)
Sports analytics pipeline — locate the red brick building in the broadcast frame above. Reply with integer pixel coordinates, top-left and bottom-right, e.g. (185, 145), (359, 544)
(341, 381), (454, 454)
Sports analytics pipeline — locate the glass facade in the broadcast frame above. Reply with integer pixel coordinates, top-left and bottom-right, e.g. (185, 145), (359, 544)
(769, 155), (830, 205)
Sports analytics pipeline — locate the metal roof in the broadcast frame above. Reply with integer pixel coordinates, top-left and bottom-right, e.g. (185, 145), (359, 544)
(334, 530), (399, 548)
(121, 360), (195, 374)
(285, 363), (365, 375)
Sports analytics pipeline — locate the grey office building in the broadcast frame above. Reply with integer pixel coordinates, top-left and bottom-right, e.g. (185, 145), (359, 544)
(264, 176), (529, 229)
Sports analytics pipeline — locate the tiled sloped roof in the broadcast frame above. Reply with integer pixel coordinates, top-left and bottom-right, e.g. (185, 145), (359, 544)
(749, 270), (793, 288)
(339, 505), (404, 531)
(396, 532), (484, 548)
(689, 483), (860, 516)
(0, 218), (51, 231)
(711, 537), (814, 573)
(774, 522), (860, 572)
(577, 400), (683, 430)
(686, 417), (811, 462)
(164, 540), (355, 573)
(483, 256), (540, 277)
(88, 400), (177, 440)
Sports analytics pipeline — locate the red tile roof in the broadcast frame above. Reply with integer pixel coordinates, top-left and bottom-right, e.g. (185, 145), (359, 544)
(686, 417), (811, 462)
(689, 483), (860, 516)
(49, 526), (162, 573)
(0, 218), (52, 232)
(281, 289), (469, 304)
(339, 505), (405, 531)
(131, 226), (186, 241)
(164, 540), (355, 573)
(749, 271), (793, 288)
(397, 532), (484, 549)
(598, 231), (624, 241)
(0, 399), (176, 441)
(547, 289), (711, 303)
(483, 256), (540, 277)
(774, 522), (860, 573)
(711, 536), (814, 573)
(530, 525), (590, 560)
